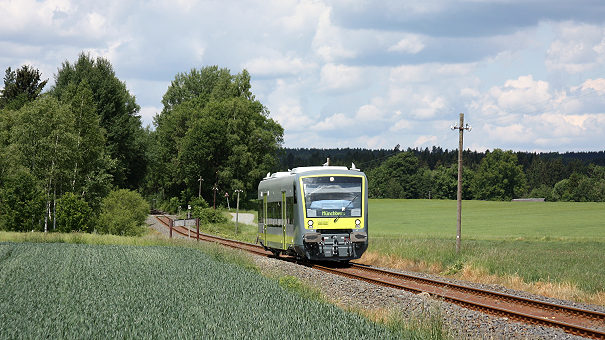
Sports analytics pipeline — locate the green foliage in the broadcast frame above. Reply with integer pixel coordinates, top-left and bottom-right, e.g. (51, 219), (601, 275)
(2, 94), (112, 228)
(553, 172), (605, 202)
(55, 192), (93, 233)
(98, 189), (150, 236)
(151, 66), (283, 204)
(0, 242), (408, 338)
(193, 207), (228, 224)
(0, 65), (48, 110)
(368, 151), (424, 198)
(52, 53), (147, 189)
(529, 184), (554, 201)
(431, 165), (474, 200)
(471, 149), (527, 200)
(0, 170), (45, 231)
(189, 196), (209, 209)
(161, 197), (182, 214)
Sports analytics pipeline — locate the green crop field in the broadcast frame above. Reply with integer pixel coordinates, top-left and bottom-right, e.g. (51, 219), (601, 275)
(0, 241), (439, 339)
(367, 199), (605, 301)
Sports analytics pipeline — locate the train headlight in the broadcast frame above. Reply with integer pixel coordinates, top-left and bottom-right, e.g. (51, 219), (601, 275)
(307, 220), (314, 228)
(355, 219), (361, 226)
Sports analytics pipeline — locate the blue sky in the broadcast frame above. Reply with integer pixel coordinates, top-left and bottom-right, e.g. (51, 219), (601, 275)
(1, 0), (605, 152)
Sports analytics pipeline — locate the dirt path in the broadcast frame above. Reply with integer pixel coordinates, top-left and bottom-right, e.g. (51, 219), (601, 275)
(229, 212), (255, 225)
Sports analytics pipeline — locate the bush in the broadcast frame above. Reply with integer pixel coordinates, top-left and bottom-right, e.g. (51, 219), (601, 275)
(98, 189), (149, 236)
(162, 197), (181, 214)
(55, 192), (93, 233)
(0, 170), (45, 231)
(193, 208), (228, 224)
(528, 184), (554, 201)
(189, 196), (209, 209)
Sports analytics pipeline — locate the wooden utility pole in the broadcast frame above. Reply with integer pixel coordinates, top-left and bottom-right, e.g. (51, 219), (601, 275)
(451, 113), (471, 253)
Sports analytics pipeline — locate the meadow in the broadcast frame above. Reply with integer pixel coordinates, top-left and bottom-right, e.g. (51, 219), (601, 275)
(0, 234), (445, 339)
(366, 199), (605, 304)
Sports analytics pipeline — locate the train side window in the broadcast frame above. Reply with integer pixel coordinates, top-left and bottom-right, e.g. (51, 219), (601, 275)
(257, 199), (264, 223)
(286, 196), (294, 225)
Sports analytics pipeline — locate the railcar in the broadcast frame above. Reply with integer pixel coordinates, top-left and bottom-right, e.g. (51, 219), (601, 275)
(257, 165), (368, 262)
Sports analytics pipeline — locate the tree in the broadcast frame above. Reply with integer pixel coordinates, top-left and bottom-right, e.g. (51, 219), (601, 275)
(432, 165), (474, 200)
(52, 53), (147, 189)
(553, 171), (605, 202)
(152, 66), (283, 203)
(98, 189), (149, 236)
(0, 65), (48, 110)
(55, 192), (93, 233)
(367, 152), (424, 198)
(9, 96), (78, 231)
(55, 80), (113, 211)
(471, 149), (527, 201)
(0, 169), (45, 231)
(2, 93), (110, 231)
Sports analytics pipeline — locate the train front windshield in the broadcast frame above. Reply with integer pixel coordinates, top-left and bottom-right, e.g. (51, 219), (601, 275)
(302, 176), (362, 218)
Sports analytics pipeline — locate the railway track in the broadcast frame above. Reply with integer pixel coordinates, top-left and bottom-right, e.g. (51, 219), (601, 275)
(154, 215), (605, 339)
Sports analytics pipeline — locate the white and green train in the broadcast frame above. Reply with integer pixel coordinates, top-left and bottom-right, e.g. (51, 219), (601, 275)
(257, 165), (368, 262)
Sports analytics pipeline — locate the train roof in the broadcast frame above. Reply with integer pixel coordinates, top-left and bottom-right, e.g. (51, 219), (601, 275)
(262, 164), (362, 181)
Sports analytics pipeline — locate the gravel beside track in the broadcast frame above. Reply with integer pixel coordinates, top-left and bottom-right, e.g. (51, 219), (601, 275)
(145, 216), (595, 339)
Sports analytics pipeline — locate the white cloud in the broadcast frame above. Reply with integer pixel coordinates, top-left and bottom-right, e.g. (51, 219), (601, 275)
(388, 34), (425, 54)
(389, 63), (475, 83)
(390, 119), (412, 132)
(279, 0), (328, 32)
(266, 79), (315, 132)
(243, 55), (316, 77)
(355, 104), (382, 121)
(546, 22), (605, 73)
(311, 5), (356, 62)
(139, 106), (160, 128)
(414, 135), (438, 147)
(579, 78), (605, 94)
(319, 63), (363, 92)
(315, 113), (352, 131)
(490, 75), (551, 114)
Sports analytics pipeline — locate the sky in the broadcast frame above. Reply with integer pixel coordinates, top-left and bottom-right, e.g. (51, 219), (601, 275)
(1, 0), (605, 152)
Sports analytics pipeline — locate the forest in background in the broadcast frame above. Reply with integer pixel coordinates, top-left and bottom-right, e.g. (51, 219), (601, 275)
(278, 147), (605, 201)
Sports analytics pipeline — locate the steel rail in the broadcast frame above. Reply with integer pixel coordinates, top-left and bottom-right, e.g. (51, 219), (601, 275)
(349, 262), (605, 322)
(154, 216), (605, 339)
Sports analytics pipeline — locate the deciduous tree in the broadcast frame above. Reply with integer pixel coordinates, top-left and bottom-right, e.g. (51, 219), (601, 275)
(471, 149), (527, 201)
(52, 53), (147, 189)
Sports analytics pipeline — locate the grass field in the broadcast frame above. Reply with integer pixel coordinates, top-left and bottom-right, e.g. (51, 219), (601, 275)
(365, 199), (605, 304)
(370, 199), (605, 240)
(0, 235), (445, 339)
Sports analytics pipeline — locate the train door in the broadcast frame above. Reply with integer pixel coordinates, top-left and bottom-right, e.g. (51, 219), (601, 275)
(281, 191), (286, 249)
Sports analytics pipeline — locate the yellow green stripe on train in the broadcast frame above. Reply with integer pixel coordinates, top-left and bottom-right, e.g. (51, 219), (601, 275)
(257, 165), (368, 262)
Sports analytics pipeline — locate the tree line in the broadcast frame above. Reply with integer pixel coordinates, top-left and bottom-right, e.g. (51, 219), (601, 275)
(279, 147), (605, 201)
(0, 54), (283, 234)
(1, 53), (603, 235)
